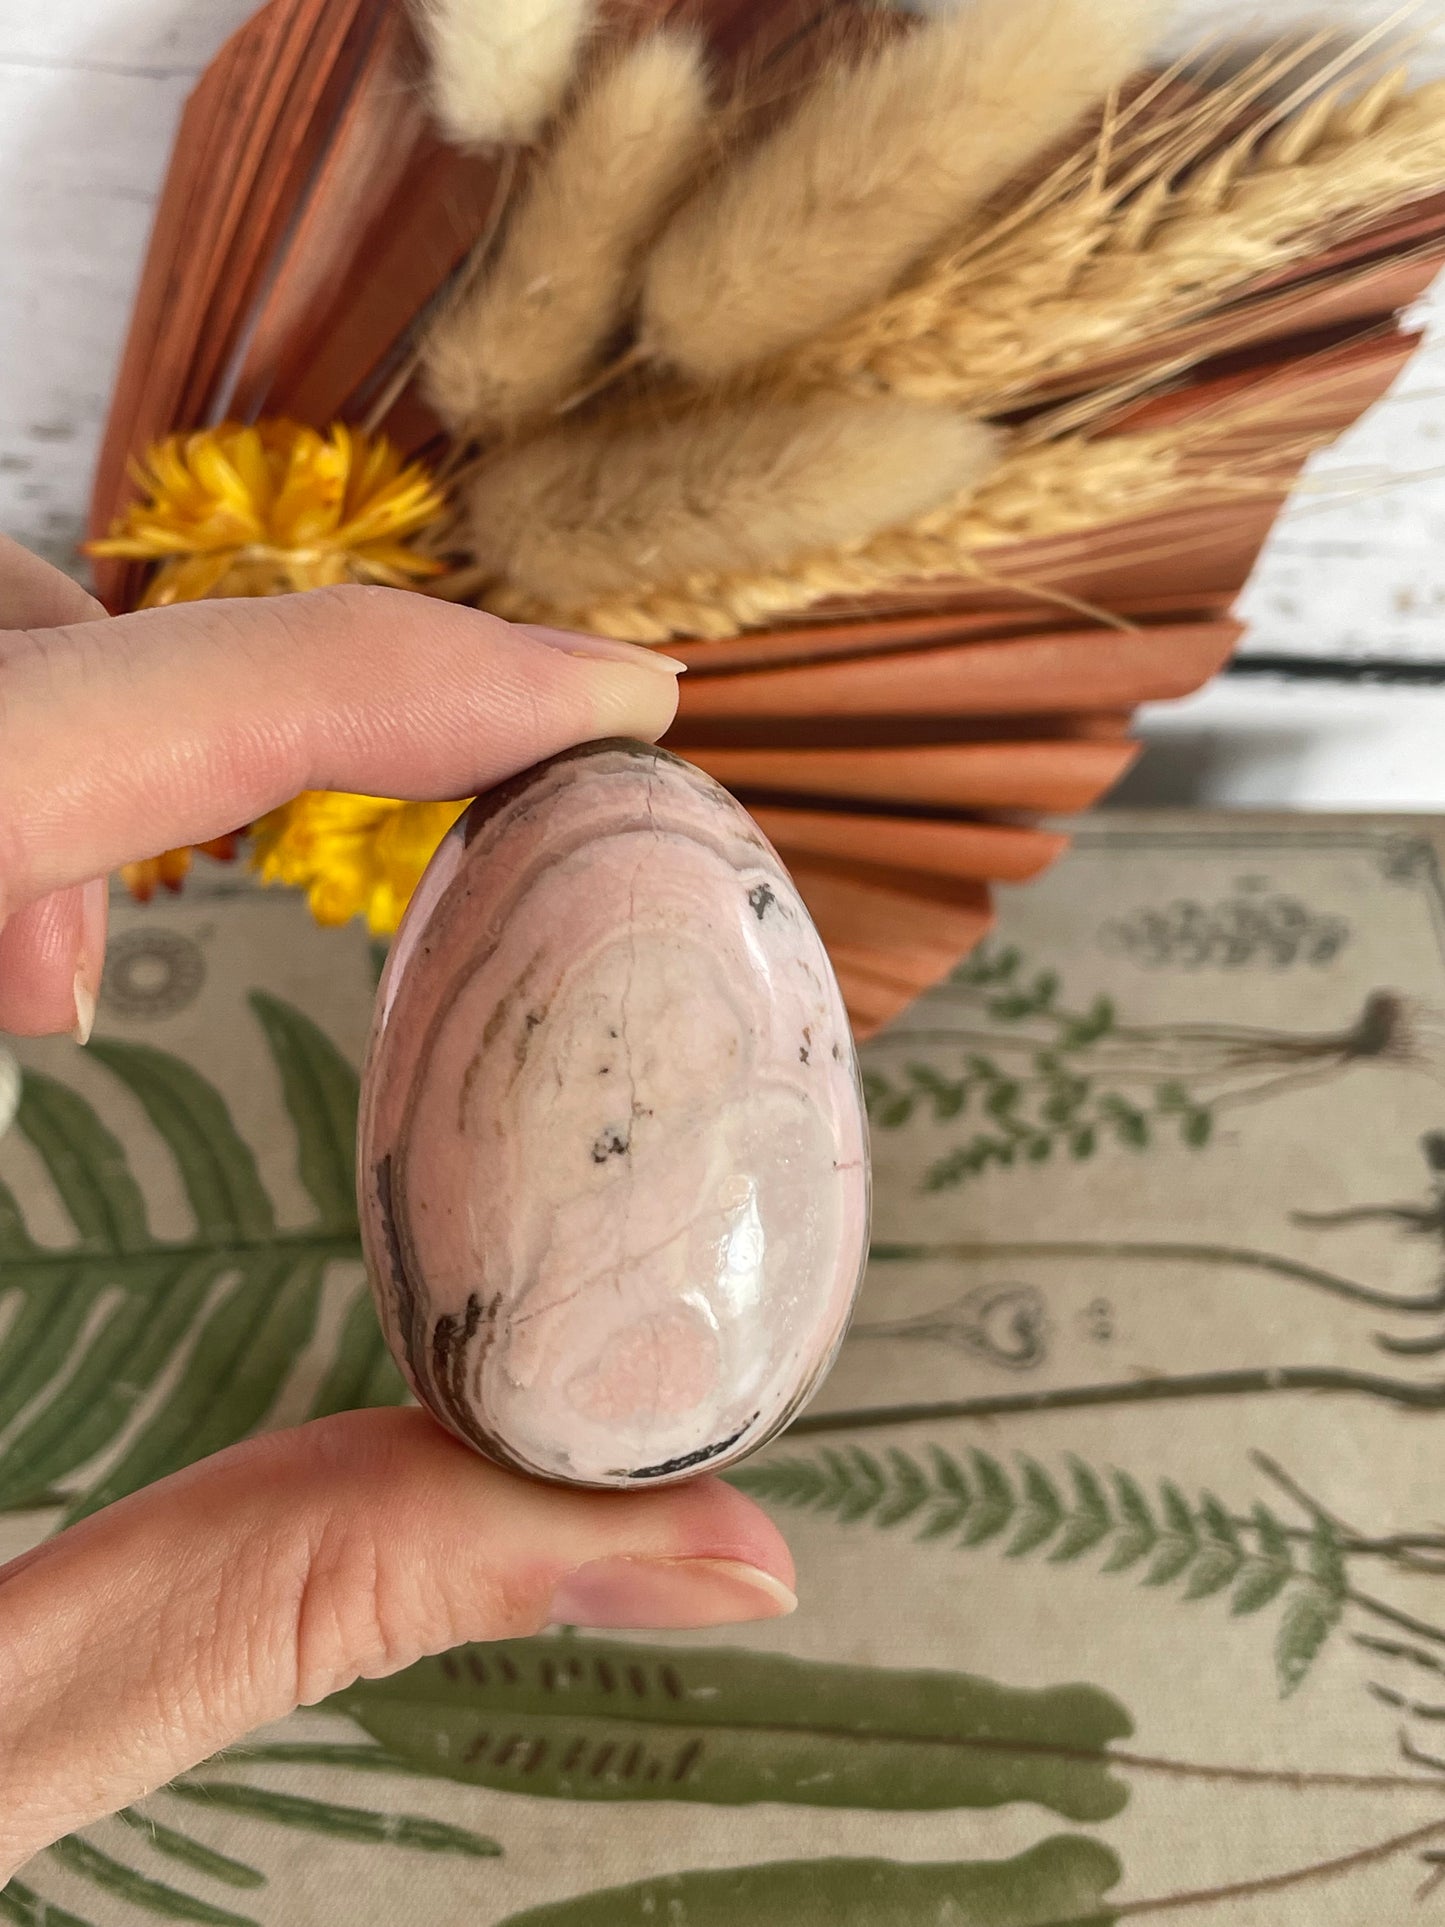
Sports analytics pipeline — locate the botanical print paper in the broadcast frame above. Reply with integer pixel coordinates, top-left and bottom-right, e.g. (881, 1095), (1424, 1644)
(5, 813), (1445, 1925)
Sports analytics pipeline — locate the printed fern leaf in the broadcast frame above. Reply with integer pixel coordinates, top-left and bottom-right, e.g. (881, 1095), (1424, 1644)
(734, 1447), (1340, 1697)
(0, 999), (403, 1525)
(863, 940), (1314, 1189)
(167, 1784), (501, 1858)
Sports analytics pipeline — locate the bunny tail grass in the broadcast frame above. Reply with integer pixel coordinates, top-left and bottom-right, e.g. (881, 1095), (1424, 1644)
(494, 399), (1336, 643)
(462, 397), (1001, 607)
(415, 0), (594, 147)
(637, 0), (1166, 383)
(423, 32), (713, 435)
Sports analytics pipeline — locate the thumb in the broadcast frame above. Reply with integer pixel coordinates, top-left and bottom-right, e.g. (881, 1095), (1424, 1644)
(0, 1408), (794, 1876)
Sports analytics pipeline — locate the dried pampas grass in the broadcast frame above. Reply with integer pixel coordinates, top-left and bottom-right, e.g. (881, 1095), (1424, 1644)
(637, 0), (1165, 382)
(465, 397), (999, 606)
(415, 0), (593, 146)
(801, 65), (1445, 411)
(423, 33), (713, 434)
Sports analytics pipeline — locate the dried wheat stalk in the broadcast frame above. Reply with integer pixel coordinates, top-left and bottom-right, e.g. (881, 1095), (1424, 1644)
(422, 32), (713, 434)
(636, 0), (1164, 384)
(463, 396), (1000, 607)
(795, 66), (1445, 411)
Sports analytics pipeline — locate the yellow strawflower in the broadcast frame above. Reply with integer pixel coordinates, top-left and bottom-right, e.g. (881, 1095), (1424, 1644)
(90, 421), (456, 918)
(250, 793), (469, 937)
(87, 419), (447, 607)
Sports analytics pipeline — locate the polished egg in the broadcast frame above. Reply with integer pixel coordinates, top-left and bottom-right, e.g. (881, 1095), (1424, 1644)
(357, 740), (871, 1488)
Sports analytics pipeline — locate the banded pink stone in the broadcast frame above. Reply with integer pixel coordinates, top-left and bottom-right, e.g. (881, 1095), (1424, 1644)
(357, 740), (870, 1488)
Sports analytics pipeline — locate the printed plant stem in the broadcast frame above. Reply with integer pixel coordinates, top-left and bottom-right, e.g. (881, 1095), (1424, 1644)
(1375, 1329), (1445, 1358)
(1351, 1590), (1445, 1653)
(936, 979), (1407, 1056)
(1216, 1523), (1445, 1572)
(789, 1367), (1445, 1437)
(210, 1743), (428, 1776)
(241, 1723), (1439, 1800)
(1202, 1065), (1370, 1112)
(1097, 1749), (1434, 1793)
(868, 1054), (1259, 1087)
(1095, 1811), (1445, 1922)
(869, 1038), (1310, 1079)
(2, 1231), (359, 1275)
(869, 1028), (1088, 1055)
(1232, 1454), (1445, 1565)
(1357, 1634), (1445, 1679)
(1249, 1453), (1445, 1572)
(868, 1240), (1445, 1314)
(1369, 1683), (1445, 1721)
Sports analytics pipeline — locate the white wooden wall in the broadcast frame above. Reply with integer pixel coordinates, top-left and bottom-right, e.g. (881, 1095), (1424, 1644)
(0, 0), (258, 570)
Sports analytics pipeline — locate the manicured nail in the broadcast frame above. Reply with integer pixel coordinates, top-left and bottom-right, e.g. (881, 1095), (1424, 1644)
(72, 878), (108, 1047)
(549, 1557), (798, 1632)
(0, 1047), (20, 1143)
(72, 976), (96, 1047)
(518, 625), (687, 677)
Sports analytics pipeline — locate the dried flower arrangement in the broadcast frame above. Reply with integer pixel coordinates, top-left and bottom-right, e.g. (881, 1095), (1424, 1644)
(87, 0), (1445, 1035)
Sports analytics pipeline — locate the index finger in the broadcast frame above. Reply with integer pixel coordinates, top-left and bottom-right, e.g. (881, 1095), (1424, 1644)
(0, 584), (681, 917)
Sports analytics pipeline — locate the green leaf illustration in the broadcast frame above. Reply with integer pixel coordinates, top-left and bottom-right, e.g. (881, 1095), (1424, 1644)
(117, 1810), (265, 1890)
(865, 943), (1208, 1190)
(496, 1838), (1122, 1927)
(0, 1002), (400, 1524)
(0, 1881), (95, 1927)
(1101, 1471), (1155, 1574)
(1276, 1519), (1348, 1698)
(870, 942), (1393, 1188)
(217, 1743), (423, 1777)
(956, 1449), (1010, 1543)
(1230, 1504), (1296, 1617)
(1008, 1459), (1065, 1558)
(247, 992), (359, 1231)
(736, 1448), (1344, 1696)
(1053, 1461), (1113, 1564)
(1145, 1483), (1199, 1588)
(307, 1288), (407, 1421)
(45, 1838), (259, 1927)
(333, 1639), (1132, 1821)
(1183, 1497), (1244, 1602)
(167, 1784), (500, 1858)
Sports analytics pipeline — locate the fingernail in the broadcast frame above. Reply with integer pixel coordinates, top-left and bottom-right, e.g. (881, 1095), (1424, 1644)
(72, 878), (108, 1047)
(549, 1557), (797, 1632)
(518, 625), (687, 677)
(72, 976), (96, 1047)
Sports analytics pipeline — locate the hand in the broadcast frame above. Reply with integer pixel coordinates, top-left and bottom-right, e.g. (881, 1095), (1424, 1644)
(0, 538), (795, 1879)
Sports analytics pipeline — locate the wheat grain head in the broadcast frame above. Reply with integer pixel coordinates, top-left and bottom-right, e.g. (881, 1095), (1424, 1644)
(801, 64), (1445, 411)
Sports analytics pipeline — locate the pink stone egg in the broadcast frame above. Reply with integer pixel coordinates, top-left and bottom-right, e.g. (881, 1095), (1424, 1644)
(357, 740), (871, 1488)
